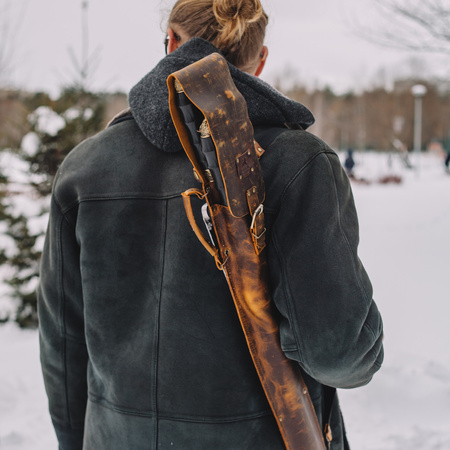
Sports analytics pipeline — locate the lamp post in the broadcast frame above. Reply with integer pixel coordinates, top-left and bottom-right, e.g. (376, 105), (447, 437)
(411, 84), (427, 174)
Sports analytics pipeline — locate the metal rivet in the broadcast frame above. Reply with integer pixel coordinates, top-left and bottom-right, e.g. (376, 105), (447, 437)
(253, 188), (256, 193)
(240, 176), (243, 180)
(236, 158), (240, 163)
(247, 150), (251, 155)
(303, 388), (308, 395)
(258, 147), (262, 153)
(247, 192), (251, 197)
(251, 168), (254, 172)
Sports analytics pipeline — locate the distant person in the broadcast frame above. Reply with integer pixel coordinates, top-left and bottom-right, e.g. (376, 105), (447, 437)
(38, 0), (384, 449)
(391, 138), (412, 169)
(445, 150), (450, 173)
(344, 148), (355, 177)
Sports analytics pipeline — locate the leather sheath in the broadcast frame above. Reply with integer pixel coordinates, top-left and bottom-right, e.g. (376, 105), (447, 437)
(167, 53), (327, 450)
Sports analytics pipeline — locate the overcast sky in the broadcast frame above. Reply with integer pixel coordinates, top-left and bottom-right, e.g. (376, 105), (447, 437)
(3, 0), (447, 96)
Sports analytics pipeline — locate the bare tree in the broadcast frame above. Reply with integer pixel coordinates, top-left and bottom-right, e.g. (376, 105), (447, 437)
(65, 0), (101, 91)
(0, 0), (15, 85)
(356, 0), (450, 56)
(0, 0), (27, 87)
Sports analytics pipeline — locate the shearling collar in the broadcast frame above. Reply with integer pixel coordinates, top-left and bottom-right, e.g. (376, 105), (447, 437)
(129, 38), (314, 153)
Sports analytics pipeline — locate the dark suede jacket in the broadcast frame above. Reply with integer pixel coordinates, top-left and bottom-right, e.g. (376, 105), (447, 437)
(38, 38), (383, 450)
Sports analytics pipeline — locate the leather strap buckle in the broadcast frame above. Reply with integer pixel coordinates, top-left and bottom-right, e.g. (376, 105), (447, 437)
(250, 203), (264, 231)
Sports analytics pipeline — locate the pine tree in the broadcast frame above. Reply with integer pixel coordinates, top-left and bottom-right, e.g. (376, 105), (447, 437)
(2, 213), (41, 327)
(0, 88), (107, 327)
(0, 167), (12, 323)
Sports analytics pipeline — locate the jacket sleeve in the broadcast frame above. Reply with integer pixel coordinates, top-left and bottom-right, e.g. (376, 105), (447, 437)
(38, 191), (87, 450)
(268, 148), (383, 389)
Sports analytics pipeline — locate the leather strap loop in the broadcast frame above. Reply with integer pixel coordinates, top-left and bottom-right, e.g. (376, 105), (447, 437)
(247, 187), (266, 254)
(181, 189), (219, 260)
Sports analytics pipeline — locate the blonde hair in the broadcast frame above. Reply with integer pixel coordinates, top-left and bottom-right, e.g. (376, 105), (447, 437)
(168, 0), (268, 70)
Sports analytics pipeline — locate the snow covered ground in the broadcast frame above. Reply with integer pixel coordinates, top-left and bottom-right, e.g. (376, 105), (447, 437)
(338, 151), (450, 450)
(0, 323), (57, 449)
(0, 150), (449, 449)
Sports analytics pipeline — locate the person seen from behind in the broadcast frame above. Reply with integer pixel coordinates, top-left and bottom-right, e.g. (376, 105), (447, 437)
(38, 1), (384, 449)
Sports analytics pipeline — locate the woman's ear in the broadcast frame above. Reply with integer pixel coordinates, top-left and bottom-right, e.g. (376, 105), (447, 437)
(167, 28), (181, 54)
(254, 45), (268, 77)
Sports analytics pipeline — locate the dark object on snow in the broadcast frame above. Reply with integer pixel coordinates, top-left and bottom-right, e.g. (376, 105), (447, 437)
(445, 151), (450, 172)
(378, 175), (402, 184)
(344, 149), (355, 176)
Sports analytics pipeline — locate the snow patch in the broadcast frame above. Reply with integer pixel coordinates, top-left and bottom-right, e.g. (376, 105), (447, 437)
(28, 106), (65, 137)
(20, 132), (41, 158)
(63, 106), (94, 122)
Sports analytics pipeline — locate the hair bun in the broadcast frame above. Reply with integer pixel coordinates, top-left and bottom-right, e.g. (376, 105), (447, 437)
(213, 0), (264, 46)
(214, 0), (264, 24)
(169, 0), (268, 70)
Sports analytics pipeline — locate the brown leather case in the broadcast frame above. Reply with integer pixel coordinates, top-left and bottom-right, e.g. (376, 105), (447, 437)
(167, 53), (327, 450)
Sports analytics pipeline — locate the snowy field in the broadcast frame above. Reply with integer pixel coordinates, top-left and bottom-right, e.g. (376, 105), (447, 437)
(0, 150), (449, 450)
(338, 151), (450, 450)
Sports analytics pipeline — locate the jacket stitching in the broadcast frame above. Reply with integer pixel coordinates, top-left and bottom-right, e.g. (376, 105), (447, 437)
(64, 333), (85, 345)
(325, 154), (371, 304)
(53, 171), (76, 229)
(53, 193), (77, 230)
(269, 149), (336, 375)
(270, 150), (372, 381)
(261, 131), (333, 214)
(282, 346), (298, 352)
(360, 322), (383, 368)
(153, 200), (168, 448)
(278, 151), (336, 214)
(363, 321), (383, 364)
(88, 394), (272, 423)
(326, 154), (382, 365)
(270, 229), (308, 371)
(56, 210), (72, 426)
(89, 395), (156, 418)
(362, 311), (378, 341)
(157, 411), (273, 424)
(59, 193), (183, 216)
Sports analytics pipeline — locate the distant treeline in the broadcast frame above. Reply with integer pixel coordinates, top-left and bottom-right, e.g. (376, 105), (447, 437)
(279, 78), (450, 152)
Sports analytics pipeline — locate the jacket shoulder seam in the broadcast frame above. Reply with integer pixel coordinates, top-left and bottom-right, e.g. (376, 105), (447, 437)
(325, 154), (371, 304)
(278, 148), (336, 210)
